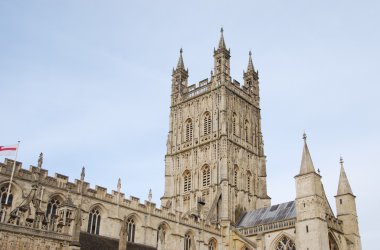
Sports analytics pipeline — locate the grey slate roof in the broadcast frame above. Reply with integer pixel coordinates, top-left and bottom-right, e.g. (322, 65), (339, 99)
(236, 201), (296, 228)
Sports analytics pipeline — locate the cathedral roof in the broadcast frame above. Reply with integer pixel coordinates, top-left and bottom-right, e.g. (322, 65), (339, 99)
(236, 201), (296, 228)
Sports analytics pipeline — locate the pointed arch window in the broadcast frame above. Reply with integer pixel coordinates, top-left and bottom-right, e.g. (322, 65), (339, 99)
(204, 112), (212, 135)
(87, 207), (101, 235)
(0, 186), (12, 206)
(208, 238), (217, 250)
(275, 236), (296, 250)
(183, 170), (191, 192)
(184, 233), (192, 250)
(202, 165), (211, 187)
(127, 217), (136, 242)
(186, 119), (193, 141)
(46, 197), (61, 219)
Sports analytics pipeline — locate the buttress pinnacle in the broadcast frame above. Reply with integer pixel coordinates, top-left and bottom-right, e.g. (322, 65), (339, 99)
(247, 51), (255, 72)
(176, 48), (185, 70)
(218, 27), (226, 49)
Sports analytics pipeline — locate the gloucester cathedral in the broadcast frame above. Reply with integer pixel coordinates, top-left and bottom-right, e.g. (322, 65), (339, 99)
(0, 30), (361, 250)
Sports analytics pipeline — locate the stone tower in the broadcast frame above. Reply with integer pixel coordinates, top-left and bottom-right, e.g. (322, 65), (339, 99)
(335, 157), (362, 250)
(161, 29), (271, 226)
(294, 134), (330, 250)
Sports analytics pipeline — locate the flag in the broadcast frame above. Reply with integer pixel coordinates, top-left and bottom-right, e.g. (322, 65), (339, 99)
(0, 144), (18, 156)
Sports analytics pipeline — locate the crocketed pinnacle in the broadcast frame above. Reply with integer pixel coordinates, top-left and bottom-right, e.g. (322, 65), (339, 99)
(247, 51), (255, 72)
(337, 156), (354, 196)
(176, 48), (185, 70)
(218, 27), (226, 49)
(299, 133), (316, 175)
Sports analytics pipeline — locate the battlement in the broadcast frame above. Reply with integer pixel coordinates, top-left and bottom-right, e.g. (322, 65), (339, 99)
(0, 158), (221, 234)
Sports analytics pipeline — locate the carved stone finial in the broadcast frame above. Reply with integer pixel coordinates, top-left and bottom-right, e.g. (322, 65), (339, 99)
(302, 132), (307, 142)
(340, 155), (344, 167)
(220, 27), (224, 33)
(81, 166), (85, 181)
(117, 178), (121, 192)
(37, 152), (43, 169)
(148, 188), (152, 202)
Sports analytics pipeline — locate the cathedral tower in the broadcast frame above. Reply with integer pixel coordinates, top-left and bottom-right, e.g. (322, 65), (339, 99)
(161, 30), (270, 226)
(335, 157), (362, 250)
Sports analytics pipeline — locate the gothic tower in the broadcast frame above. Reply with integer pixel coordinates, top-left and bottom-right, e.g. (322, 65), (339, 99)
(161, 30), (270, 226)
(335, 157), (362, 250)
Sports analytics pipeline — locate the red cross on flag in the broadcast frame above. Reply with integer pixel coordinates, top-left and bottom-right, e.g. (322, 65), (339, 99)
(0, 145), (18, 156)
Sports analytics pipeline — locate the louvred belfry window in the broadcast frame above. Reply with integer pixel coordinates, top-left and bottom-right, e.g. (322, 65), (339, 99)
(204, 112), (211, 135)
(202, 165), (211, 187)
(184, 171), (191, 192)
(186, 119), (193, 141)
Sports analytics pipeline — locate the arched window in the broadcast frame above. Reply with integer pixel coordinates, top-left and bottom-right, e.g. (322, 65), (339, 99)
(234, 165), (239, 187)
(202, 165), (211, 187)
(0, 186), (12, 206)
(204, 112), (212, 135)
(186, 119), (193, 141)
(208, 238), (217, 250)
(183, 170), (191, 192)
(184, 233), (192, 250)
(232, 113), (237, 135)
(127, 217), (136, 242)
(87, 207), (101, 235)
(46, 197), (61, 219)
(276, 236), (296, 250)
(247, 171), (252, 193)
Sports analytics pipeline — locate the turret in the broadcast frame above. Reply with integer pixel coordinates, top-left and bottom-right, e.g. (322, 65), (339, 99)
(335, 157), (362, 250)
(294, 133), (329, 250)
(213, 28), (231, 84)
(171, 48), (188, 105)
(243, 51), (259, 98)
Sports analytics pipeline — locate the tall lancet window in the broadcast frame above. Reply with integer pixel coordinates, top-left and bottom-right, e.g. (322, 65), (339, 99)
(184, 233), (192, 250)
(204, 112), (211, 135)
(245, 120), (249, 143)
(186, 119), (193, 141)
(87, 207), (101, 235)
(183, 170), (191, 192)
(202, 165), (211, 187)
(127, 217), (136, 242)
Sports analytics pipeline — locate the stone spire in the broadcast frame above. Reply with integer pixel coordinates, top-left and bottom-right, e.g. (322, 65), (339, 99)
(80, 166), (85, 181)
(337, 156), (354, 196)
(247, 51), (255, 72)
(218, 27), (226, 49)
(176, 48), (185, 70)
(299, 133), (316, 175)
(148, 188), (152, 202)
(117, 178), (121, 193)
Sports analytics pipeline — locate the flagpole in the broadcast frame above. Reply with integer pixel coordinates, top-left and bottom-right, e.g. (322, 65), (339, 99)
(5, 141), (20, 205)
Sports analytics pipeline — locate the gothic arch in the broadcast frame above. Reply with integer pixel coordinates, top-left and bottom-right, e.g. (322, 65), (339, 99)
(184, 230), (195, 250)
(87, 205), (103, 235)
(183, 170), (191, 192)
(207, 237), (217, 250)
(328, 231), (341, 250)
(156, 221), (171, 250)
(203, 111), (212, 135)
(270, 233), (296, 250)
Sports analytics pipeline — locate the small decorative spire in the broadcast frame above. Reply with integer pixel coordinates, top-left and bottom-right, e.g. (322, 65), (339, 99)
(299, 132), (316, 175)
(117, 178), (121, 192)
(218, 27), (226, 49)
(37, 152), (43, 169)
(176, 48), (185, 70)
(247, 50), (255, 72)
(81, 166), (85, 181)
(337, 155), (354, 196)
(148, 188), (152, 202)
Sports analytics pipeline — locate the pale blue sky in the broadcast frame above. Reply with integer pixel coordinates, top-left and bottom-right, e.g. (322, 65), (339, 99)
(1, 1), (379, 248)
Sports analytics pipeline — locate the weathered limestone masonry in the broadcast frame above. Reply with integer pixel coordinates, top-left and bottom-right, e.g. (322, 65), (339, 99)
(0, 30), (362, 250)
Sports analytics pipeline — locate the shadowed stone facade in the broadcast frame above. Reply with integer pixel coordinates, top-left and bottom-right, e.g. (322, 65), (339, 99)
(0, 30), (361, 250)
